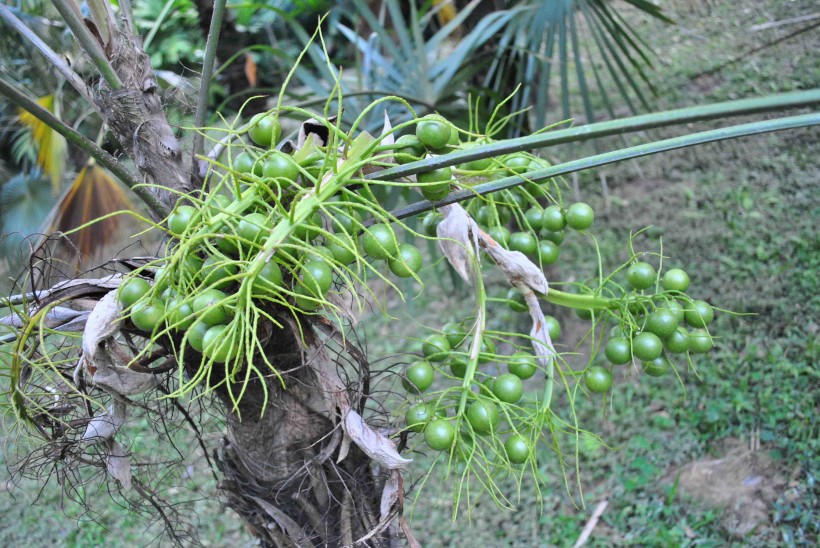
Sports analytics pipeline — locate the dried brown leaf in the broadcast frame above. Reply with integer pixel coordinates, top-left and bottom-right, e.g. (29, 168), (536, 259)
(107, 440), (132, 489)
(82, 290), (158, 396)
(82, 401), (126, 443)
(436, 203), (480, 284)
(250, 496), (315, 547)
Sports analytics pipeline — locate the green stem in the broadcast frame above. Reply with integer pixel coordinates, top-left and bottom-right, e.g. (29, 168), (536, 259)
(192, 0), (228, 161)
(388, 112), (820, 221)
(191, 0), (226, 166)
(51, 0), (122, 90)
(371, 89), (820, 181)
(543, 289), (612, 310)
(0, 75), (167, 217)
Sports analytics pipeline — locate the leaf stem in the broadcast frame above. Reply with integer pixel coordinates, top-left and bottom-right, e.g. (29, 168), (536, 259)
(0, 76), (167, 217)
(51, 0), (122, 90)
(388, 111), (820, 221)
(371, 89), (820, 181)
(192, 0), (228, 162)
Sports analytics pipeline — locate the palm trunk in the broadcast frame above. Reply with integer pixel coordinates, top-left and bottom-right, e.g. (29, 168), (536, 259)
(85, 17), (397, 547)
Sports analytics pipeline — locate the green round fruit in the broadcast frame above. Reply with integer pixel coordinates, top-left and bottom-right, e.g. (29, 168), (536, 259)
(262, 151), (300, 183)
(119, 277), (151, 309)
(300, 259), (333, 296)
(509, 232), (538, 256)
(422, 334), (450, 362)
(290, 211), (322, 241)
(421, 212), (442, 236)
(332, 208), (363, 235)
(506, 287), (528, 313)
(193, 288), (230, 326)
(665, 300), (685, 324)
(234, 152), (262, 176)
(478, 337), (496, 364)
(201, 255), (239, 289)
(537, 240), (560, 265)
(664, 327), (690, 354)
(165, 296), (195, 330)
(202, 324), (237, 363)
(505, 434), (530, 464)
(237, 212), (271, 247)
(293, 285), (321, 311)
(540, 230), (563, 246)
(187, 321), (210, 353)
(584, 365), (612, 394)
(405, 402), (434, 433)
(417, 167), (452, 201)
(362, 224), (398, 260)
(605, 337), (632, 365)
(645, 309), (680, 337)
(541, 205), (566, 232)
(524, 207), (545, 231)
(627, 262), (657, 290)
(492, 373), (524, 404)
(403, 360), (435, 393)
(394, 134), (425, 165)
(248, 113), (282, 147)
(130, 299), (165, 332)
(689, 329), (713, 353)
(168, 205), (197, 236)
(458, 148), (493, 171)
(504, 154), (530, 175)
(643, 355), (670, 377)
(442, 322), (466, 348)
(584, 365), (613, 393)
(326, 238), (357, 265)
(388, 244), (423, 278)
(466, 399), (500, 435)
(508, 352), (538, 379)
(565, 202), (594, 231)
(632, 332), (664, 361)
(685, 300), (714, 328)
(416, 116), (452, 150)
(424, 419), (455, 451)
(662, 268), (690, 292)
(544, 315), (561, 339)
(449, 356), (468, 378)
(252, 260), (283, 297)
(216, 224), (240, 255)
(487, 225), (511, 247)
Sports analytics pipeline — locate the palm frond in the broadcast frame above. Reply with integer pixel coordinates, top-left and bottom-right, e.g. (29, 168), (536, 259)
(39, 161), (139, 271)
(17, 94), (68, 193)
(483, 0), (672, 132)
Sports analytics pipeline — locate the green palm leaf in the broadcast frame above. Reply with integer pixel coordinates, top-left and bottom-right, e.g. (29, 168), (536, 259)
(483, 0), (673, 132)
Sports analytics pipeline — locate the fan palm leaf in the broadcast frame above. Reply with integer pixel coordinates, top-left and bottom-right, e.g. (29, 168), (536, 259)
(17, 94), (68, 192)
(38, 160), (139, 272)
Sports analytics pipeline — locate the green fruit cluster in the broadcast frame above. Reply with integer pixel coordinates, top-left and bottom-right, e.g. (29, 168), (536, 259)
(400, 318), (544, 466)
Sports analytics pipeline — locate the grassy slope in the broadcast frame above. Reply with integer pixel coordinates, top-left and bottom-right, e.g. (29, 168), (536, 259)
(1, 0), (818, 546)
(406, 1), (819, 546)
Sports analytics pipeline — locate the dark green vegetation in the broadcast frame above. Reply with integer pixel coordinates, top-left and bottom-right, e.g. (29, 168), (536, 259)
(0, 1), (817, 547)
